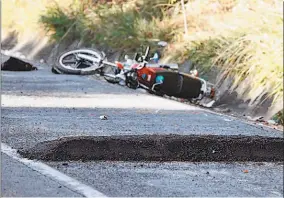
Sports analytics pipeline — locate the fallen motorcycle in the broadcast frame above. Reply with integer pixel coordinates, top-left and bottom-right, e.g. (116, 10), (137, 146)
(115, 46), (215, 101)
(54, 43), (216, 102)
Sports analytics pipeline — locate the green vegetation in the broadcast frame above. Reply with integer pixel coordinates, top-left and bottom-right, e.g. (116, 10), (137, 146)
(272, 110), (284, 125)
(38, 0), (175, 50)
(2, 0), (283, 121)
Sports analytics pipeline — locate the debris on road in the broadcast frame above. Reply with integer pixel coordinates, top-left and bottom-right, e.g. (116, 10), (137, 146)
(1, 56), (38, 71)
(244, 115), (282, 129)
(202, 100), (215, 108)
(155, 109), (161, 113)
(213, 107), (231, 113)
(254, 116), (265, 122)
(268, 120), (277, 125)
(99, 115), (108, 120)
(18, 134), (284, 162)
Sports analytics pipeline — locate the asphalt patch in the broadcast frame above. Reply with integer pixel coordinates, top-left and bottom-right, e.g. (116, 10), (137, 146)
(18, 134), (283, 162)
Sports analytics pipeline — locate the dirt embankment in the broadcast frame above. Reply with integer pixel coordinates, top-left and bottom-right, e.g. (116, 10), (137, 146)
(18, 135), (283, 162)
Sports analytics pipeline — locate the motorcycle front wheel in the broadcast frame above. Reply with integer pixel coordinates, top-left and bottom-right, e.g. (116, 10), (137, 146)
(54, 48), (106, 75)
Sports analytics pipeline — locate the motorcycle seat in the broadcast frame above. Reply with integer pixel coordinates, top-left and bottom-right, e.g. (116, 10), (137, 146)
(155, 70), (202, 99)
(178, 74), (202, 98)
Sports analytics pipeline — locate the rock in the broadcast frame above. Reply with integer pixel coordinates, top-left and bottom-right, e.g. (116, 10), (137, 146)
(267, 120), (277, 125)
(253, 116), (265, 122)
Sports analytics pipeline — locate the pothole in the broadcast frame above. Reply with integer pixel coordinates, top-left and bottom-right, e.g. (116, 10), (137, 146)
(18, 134), (283, 162)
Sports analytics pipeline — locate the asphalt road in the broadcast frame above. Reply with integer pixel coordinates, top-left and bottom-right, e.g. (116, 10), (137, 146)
(46, 161), (283, 197)
(1, 57), (283, 197)
(1, 153), (81, 197)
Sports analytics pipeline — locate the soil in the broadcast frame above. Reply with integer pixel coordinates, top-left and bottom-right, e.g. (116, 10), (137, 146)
(18, 134), (283, 162)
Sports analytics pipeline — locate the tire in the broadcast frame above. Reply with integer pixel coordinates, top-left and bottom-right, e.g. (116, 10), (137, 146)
(54, 48), (106, 75)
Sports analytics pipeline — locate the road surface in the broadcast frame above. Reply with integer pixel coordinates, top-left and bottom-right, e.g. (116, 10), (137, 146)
(1, 57), (283, 197)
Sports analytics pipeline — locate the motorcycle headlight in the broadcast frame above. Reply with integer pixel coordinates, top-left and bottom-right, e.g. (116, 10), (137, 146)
(131, 72), (137, 80)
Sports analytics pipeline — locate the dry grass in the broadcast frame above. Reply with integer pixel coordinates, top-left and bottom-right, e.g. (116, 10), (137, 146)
(2, 0), (74, 34)
(162, 0), (283, 107)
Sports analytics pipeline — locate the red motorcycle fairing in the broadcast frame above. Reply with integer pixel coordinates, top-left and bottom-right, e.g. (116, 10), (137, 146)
(116, 62), (124, 70)
(131, 63), (161, 87)
(133, 63), (203, 99)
